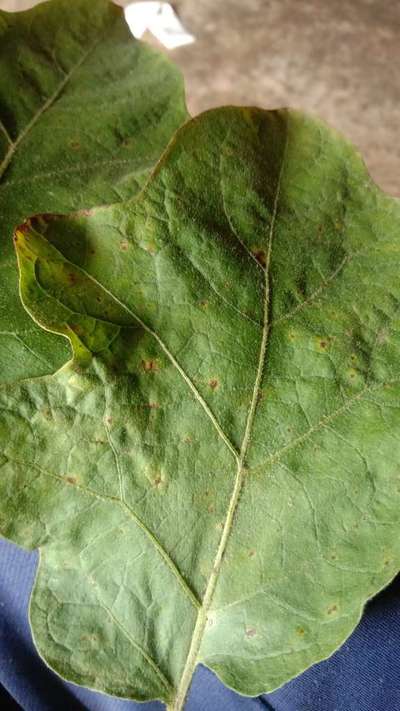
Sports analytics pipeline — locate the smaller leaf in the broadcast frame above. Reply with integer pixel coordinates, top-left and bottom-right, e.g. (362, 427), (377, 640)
(0, 0), (188, 384)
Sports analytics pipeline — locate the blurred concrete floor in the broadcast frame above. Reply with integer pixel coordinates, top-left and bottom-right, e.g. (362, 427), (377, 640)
(1, 0), (399, 195)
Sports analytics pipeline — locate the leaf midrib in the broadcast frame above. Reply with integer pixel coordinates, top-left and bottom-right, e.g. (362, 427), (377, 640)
(169, 136), (288, 711)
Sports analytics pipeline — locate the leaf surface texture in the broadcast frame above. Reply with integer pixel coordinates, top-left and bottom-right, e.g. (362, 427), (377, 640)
(2, 108), (400, 707)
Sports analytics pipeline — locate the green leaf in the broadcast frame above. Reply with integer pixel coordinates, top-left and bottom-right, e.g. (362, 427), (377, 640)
(0, 0), (188, 385)
(2, 107), (400, 709)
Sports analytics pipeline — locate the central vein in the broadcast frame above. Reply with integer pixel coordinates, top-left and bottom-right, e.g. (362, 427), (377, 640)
(170, 143), (287, 711)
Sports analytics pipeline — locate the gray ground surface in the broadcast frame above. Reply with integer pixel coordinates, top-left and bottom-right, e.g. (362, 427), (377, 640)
(1, 0), (399, 195)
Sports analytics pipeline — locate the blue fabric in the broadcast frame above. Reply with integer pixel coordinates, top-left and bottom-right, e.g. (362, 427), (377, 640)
(1, 537), (399, 710)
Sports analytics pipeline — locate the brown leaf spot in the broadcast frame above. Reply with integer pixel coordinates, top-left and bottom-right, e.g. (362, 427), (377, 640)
(208, 378), (219, 390)
(142, 359), (160, 373)
(146, 402), (160, 409)
(80, 633), (98, 642)
(248, 549), (256, 558)
(66, 476), (77, 485)
(245, 627), (257, 638)
(120, 240), (129, 251)
(316, 336), (332, 352)
(19, 221), (31, 235)
(252, 248), (266, 267)
(74, 209), (93, 218)
(105, 416), (113, 426)
(199, 300), (209, 308)
(69, 139), (80, 151)
(70, 323), (83, 336)
(146, 468), (167, 491)
(296, 627), (305, 636)
(327, 604), (338, 615)
(67, 272), (78, 285)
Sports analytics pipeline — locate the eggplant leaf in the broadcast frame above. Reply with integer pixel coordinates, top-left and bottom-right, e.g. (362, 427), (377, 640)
(2, 108), (400, 710)
(0, 0), (188, 385)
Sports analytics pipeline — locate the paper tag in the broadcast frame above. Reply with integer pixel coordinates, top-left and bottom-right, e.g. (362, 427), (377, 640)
(124, 2), (195, 49)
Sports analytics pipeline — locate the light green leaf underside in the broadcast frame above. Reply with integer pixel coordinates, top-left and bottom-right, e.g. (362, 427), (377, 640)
(0, 0), (188, 385)
(2, 108), (400, 708)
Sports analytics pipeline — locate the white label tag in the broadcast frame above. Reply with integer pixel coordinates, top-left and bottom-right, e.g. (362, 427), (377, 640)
(124, 2), (195, 49)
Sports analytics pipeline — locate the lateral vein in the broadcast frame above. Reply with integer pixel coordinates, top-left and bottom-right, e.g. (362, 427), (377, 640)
(47, 261), (241, 463)
(97, 598), (173, 695)
(8, 457), (201, 610)
(0, 119), (12, 146)
(0, 32), (104, 181)
(251, 378), (400, 474)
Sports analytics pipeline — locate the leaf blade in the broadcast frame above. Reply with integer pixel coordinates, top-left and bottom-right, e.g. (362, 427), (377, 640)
(2, 107), (400, 706)
(0, 0), (188, 385)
